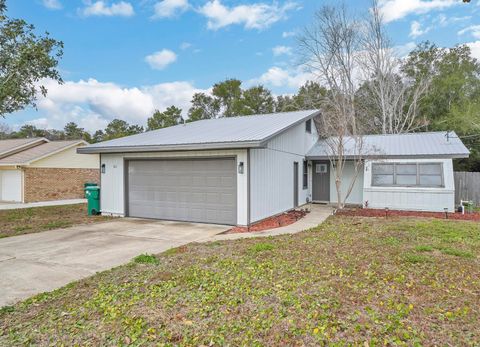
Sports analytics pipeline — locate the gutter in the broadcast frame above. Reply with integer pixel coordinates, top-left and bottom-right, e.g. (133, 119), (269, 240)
(305, 153), (470, 160)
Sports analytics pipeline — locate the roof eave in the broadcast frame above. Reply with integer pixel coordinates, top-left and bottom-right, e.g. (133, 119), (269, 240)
(77, 141), (265, 154)
(306, 153), (470, 160)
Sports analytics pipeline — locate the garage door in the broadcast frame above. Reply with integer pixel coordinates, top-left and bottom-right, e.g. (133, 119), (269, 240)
(0, 170), (22, 202)
(127, 158), (237, 225)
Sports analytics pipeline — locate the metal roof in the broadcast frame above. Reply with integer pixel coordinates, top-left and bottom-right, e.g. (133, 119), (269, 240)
(0, 140), (86, 166)
(307, 131), (470, 159)
(78, 110), (319, 154)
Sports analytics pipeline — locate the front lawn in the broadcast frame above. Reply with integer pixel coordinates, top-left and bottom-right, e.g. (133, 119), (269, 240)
(0, 204), (109, 238)
(1, 216), (479, 345)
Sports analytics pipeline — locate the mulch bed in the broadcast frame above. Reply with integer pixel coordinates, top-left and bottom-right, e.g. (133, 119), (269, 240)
(336, 207), (480, 221)
(227, 209), (308, 233)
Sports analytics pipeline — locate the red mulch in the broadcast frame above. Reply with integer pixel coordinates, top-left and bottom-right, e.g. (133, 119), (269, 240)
(336, 208), (480, 221)
(227, 209), (308, 233)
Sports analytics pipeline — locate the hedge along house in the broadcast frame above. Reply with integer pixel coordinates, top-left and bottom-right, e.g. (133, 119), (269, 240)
(0, 138), (99, 203)
(306, 131), (470, 212)
(78, 110), (320, 226)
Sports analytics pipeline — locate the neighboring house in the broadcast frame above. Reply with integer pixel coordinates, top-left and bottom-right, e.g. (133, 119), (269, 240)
(0, 138), (99, 203)
(78, 110), (469, 226)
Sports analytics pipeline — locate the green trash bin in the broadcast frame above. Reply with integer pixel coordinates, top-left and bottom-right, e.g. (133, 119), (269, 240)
(84, 182), (97, 198)
(85, 186), (100, 216)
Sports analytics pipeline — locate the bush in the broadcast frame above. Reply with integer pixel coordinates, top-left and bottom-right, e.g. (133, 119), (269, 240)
(133, 253), (159, 265)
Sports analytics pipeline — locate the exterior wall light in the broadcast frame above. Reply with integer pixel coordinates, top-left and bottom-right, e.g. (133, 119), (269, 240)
(101, 163), (106, 174)
(238, 161), (244, 174)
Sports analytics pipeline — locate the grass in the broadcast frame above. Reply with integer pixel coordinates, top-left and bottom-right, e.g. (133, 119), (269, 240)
(0, 204), (110, 238)
(1, 216), (479, 345)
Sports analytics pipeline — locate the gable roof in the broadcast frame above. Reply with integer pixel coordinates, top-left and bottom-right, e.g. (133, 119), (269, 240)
(307, 131), (470, 159)
(78, 110), (320, 154)
(0, 138), (48, 159)
(0, 140), (86, 166)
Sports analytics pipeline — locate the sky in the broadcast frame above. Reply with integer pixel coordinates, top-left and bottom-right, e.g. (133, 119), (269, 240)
(4, 0), (480, 132)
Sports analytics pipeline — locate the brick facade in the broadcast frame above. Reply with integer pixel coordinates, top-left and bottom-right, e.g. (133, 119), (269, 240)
(23, 168), (100, 203)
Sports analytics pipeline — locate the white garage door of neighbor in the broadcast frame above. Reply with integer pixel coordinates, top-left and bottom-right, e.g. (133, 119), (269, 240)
(127, 158), (237, 225)
(0, 170), (22, 202)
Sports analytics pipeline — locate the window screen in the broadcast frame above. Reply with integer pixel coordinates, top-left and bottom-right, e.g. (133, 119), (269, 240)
(303, 161), (308, 189)
(372, 163), (443, 187)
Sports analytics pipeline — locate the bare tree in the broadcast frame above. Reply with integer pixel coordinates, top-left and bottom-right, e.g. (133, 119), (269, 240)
(299, 4), (364, 209)
(360, 0), (431, 134)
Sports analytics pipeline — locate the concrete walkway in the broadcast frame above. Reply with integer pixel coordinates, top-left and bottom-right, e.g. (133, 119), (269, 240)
(0, 199), (87, 210)
(210, 204), (333, 241)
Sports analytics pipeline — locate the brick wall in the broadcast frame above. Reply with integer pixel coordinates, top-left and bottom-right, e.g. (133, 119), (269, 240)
(23, 168), (100, 203)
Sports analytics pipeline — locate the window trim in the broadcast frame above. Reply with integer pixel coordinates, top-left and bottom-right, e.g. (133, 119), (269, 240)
(302, 160), (308, 189)
(371, 162), (444, 188)
(305, 119), (312, 133)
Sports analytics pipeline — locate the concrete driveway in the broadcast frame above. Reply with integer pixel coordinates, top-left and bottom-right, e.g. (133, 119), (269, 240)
(0, 219), (228, 307)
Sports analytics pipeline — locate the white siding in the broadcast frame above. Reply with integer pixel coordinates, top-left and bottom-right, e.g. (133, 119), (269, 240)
(0, 169), (23, 202)
(329, 161), (364, 205)
(363, 158), (455, 212)
(250, 121), (318, 222)
(100, 149), (249, 225)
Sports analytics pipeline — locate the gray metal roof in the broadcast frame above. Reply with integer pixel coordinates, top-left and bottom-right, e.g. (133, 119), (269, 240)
(307, 131), (470, 159)
(78, 110), (319, 154)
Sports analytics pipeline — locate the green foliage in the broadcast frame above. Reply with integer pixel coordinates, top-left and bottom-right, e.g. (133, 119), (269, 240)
(133, 253), (160, 265)
(0, 0), (63, 117)
(187, 92), (221, 122)
(103, 119), (143, 141)
(403, 253), (432, 264)
(147, 105), (182, 131)
(240, 85), (274, 115)
(415, 245), (434, 252)
(248, 242), (275, 253)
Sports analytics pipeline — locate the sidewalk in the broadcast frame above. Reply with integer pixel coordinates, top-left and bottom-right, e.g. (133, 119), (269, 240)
(0, 199), (86, 211)
(208, 204), (333, 241)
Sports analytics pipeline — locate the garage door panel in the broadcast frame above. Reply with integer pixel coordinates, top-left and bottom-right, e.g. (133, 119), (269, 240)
(127, 159), (236, 225)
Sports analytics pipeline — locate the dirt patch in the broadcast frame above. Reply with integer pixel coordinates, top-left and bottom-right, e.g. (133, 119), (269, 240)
(337, 207), (480, 221)
(227, 209), (307, 233)
(0, 204), (111, 238)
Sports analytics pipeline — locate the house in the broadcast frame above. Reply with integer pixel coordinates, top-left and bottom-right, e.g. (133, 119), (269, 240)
(78, 110), (469, 226)
(0, 138), (99, 203)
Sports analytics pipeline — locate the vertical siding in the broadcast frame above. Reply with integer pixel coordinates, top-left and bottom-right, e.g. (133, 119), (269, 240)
(100, 149), (249, 225)
(363, 158), (455, 212)
(329, 161), (364, 205)
(250, 121), (318, 222)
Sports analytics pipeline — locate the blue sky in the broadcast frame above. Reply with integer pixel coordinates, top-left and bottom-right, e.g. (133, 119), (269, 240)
(4, 0), (480, 132)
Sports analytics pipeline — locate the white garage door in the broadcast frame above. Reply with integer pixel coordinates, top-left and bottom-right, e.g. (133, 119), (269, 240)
(0, 170), (22, 202)
(127, 158), (237, 225)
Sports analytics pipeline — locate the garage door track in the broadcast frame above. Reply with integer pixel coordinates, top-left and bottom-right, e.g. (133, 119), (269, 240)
(0, 219), (228, 307)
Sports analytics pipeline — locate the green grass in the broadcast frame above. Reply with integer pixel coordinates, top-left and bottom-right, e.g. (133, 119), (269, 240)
(1, 216), (479, 346)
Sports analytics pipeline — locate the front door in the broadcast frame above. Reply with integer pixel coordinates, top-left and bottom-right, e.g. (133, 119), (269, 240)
(312, 161), (330, 202)
(293, 162), (299, 207)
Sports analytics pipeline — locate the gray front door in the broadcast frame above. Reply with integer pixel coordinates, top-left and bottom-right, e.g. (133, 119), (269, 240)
(127, 158), (237, 225)
(293, 162), (299, 207)
(312, 160), (330, 202)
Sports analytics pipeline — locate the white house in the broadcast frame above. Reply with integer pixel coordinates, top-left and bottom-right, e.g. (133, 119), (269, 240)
(78, 110), (469, 226)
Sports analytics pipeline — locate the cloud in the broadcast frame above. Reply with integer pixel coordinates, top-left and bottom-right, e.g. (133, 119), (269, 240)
(152, 0), (189, 18)
(42, 0), (62, 10)
(409, 20), (430, 38)
(80, 1), (134, 17)
(393, 41), (417, 57)
(378, 0), (458, 23)
(145, 49), (177, 70)
(180, 42), (192, 50)
(459, 25), (480, 39)
(198, 0), (299, 30)
(466, 41), (480, 61)
(272, 45), (292, 56)
(26, 78), (207, 132)
(249, 66), (314, 89)
(282, 31), (296, 38)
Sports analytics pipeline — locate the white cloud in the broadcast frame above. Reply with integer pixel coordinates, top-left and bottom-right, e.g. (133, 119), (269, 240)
(152, 0), (189, 18)
(378, 0), (458, 23)
(180, 42), (192, 50)
(466, 41), (480, 61)
(409, 20), (430, 38)
(272, 45), (292, 56)
(198, 0), (299, 30)
(26, 78), (207, 132)
(459, 25), (480, 39)
(42, 0), (62, 10)
(145, 49), (177, 70)
(282, 31), (296, 38)
(249, 66), (314, 89)
(393, 41), (417, 57)
(80, 1), (134, 17)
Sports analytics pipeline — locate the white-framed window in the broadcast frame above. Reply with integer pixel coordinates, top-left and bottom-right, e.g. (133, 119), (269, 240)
(315, 163), (328, 174)
(372, 162), (444, 187)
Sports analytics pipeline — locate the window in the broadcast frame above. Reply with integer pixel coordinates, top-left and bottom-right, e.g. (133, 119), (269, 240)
(303, 160), (308, 189)
(371, 163), (443, 187)
(306, 119), (312, 133)
(316, 163), (328, 174)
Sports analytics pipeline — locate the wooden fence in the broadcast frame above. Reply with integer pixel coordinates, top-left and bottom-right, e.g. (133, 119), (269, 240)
(454, 171), (480, 206)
